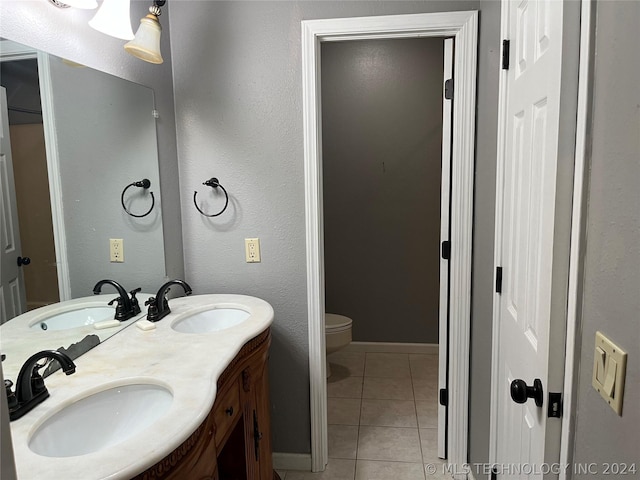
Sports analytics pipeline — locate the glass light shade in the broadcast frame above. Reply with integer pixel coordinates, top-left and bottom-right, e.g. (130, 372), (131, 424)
(124, 14), (163, 64)
(89, 0), (134, 40)
(60, 0), (98, 8)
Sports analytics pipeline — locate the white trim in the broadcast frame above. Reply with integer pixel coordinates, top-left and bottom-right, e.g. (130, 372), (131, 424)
(438, 36), (454, 461)
(342, 342), (438, 355)
(37, 52), (72, 301)
(302, 11), (478, 473)
(488, 2), (511, 464)
(272, 452), (312, 472)
(560, 0), (593, 476)
(0, 39), (36, 60)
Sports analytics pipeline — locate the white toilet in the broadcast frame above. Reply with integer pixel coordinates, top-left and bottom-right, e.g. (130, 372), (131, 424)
(325, 313), (353, 378)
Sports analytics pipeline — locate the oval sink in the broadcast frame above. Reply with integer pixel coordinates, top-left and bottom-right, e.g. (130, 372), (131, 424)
(29, 383), (172, 457)
(172, 308), (250, 333)
(30, 307), (116, 331)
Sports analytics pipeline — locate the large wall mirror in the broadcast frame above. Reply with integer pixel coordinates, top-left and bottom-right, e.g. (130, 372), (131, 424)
(0, 38), (166, 379)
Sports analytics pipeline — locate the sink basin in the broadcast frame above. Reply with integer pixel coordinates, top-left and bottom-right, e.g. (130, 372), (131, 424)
(172, 308), (250, 333)
(30, 307), (116, 331)
(29, 383), (172, 457)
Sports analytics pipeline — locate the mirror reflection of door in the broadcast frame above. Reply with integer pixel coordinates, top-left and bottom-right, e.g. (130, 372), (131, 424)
(0, 60), (60, 317)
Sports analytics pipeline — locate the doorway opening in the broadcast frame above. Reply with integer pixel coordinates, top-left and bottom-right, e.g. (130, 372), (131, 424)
(0, 55), (59, 320)
(321, 34), (450, 468)
(302, 11), (478, 473)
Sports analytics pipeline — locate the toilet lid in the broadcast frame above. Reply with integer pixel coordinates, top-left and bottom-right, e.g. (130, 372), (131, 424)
(325, 313), (352, 330)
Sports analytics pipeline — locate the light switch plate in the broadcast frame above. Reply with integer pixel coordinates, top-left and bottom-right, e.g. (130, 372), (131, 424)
(592, 331), (627, 415)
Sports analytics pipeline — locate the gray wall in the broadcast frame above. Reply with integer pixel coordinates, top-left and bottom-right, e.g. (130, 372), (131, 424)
(0, 0), (184, 284)
(168, 0), (486, 455)
(572, 2), (640, 476)
(322, 38), (444, 344)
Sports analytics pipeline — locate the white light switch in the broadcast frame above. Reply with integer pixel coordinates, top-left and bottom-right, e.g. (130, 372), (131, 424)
(592, 331), (627, 415)
(595, 346), (606, 383)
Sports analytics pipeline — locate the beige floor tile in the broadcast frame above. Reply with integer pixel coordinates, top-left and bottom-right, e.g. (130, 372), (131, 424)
(328, 351), (366, 377)
(412, 379), (439, 402)
(364, 353), (410, 378)
(416, 399), (438, 428)
(355, 460), (426, 480)
(409, 354), (439, 379)
(360, 399), (418, 427)
(362, 376), (414, 400)
(328, 424), (359, 459)
(328, 397), (361, 425)
(276, 470), (287, 479)
(285, 458), (356, 480)
(419, 428), (443, 464)
(328, 375), (364, 399)
(357, 426), (422, 463)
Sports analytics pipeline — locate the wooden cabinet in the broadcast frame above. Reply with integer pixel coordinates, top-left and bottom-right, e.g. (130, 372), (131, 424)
(133, 328), (278, 480)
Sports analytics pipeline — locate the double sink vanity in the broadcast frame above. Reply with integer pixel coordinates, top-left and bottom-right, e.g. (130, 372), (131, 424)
(2, 284), (278, 479)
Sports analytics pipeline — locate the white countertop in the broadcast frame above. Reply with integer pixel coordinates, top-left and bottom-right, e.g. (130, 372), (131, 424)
(8, 294), (274, 480)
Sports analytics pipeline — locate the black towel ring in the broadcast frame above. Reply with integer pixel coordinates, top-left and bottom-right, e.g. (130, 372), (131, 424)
(121, 179), (155, 218)
(193, 177), (229, 217)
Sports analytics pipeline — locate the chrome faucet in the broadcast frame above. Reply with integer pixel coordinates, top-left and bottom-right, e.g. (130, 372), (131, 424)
(92, 279), (141, 320)
(145, 279), (193, 322)
(6, 350), (76, 421)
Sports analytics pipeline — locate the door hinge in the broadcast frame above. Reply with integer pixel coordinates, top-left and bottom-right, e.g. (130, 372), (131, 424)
(439, 388), (448, 406)
(495, 266), (503, 294)
(548, 392), (563, 418)
(444, 78), (454, 100)
(502, 39), (510, 70)
(441, 241), (451, 260)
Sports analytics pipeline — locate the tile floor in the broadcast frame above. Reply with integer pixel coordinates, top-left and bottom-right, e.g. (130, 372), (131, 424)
(277, 351), (451, 480)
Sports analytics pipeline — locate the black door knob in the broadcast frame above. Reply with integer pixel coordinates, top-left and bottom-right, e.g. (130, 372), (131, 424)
(510, 378), (543, 407)
(17, 256), (31, 267)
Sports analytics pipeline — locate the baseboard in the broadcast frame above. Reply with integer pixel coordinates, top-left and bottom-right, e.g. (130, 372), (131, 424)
(272, 452), (312, 472)
(343, 341), (438, 355)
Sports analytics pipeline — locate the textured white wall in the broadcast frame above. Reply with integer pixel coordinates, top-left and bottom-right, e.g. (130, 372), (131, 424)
(168, 0), (479, 454)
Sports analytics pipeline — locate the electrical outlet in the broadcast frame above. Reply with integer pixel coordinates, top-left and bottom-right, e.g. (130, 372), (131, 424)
(109, 238), (124, 263)
(245, 238), (261, 263)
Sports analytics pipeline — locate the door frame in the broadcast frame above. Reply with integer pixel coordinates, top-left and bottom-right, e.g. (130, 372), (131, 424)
(302, 11), (478, 473)
(0, 40), (72, 303)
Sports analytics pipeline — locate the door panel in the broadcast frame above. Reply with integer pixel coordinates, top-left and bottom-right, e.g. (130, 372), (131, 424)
(0, 87), (26, 324)
(495, 0), (564, 476)
(438, 37), (453, 460)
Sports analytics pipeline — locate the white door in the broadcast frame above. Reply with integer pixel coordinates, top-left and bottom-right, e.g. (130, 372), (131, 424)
(493, 0), (565, 476)
(0, 87), (27, 323)
(438, 37), (454, 460)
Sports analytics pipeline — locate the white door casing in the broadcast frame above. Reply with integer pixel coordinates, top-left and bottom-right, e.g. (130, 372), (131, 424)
(302, 11), (477, 475)
(0, 87), (27, 323)
(438, 36), (454, 460)
(491, 0), (568, 477)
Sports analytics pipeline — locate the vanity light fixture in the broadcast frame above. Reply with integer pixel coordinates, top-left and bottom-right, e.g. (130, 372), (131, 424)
(49, 0), (98, 8)
(124, 0), (166, 64)
(88, 0), (135, 40)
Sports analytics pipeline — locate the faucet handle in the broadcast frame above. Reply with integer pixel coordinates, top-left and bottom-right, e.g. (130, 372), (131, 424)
(129, 288), (142, 315)
(4, 380), (18, 410)
(145, 296), (160, 322)
(108, 296), (128, 321)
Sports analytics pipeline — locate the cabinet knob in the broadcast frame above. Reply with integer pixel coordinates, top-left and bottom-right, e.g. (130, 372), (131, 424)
(225, 406), (234, 416)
